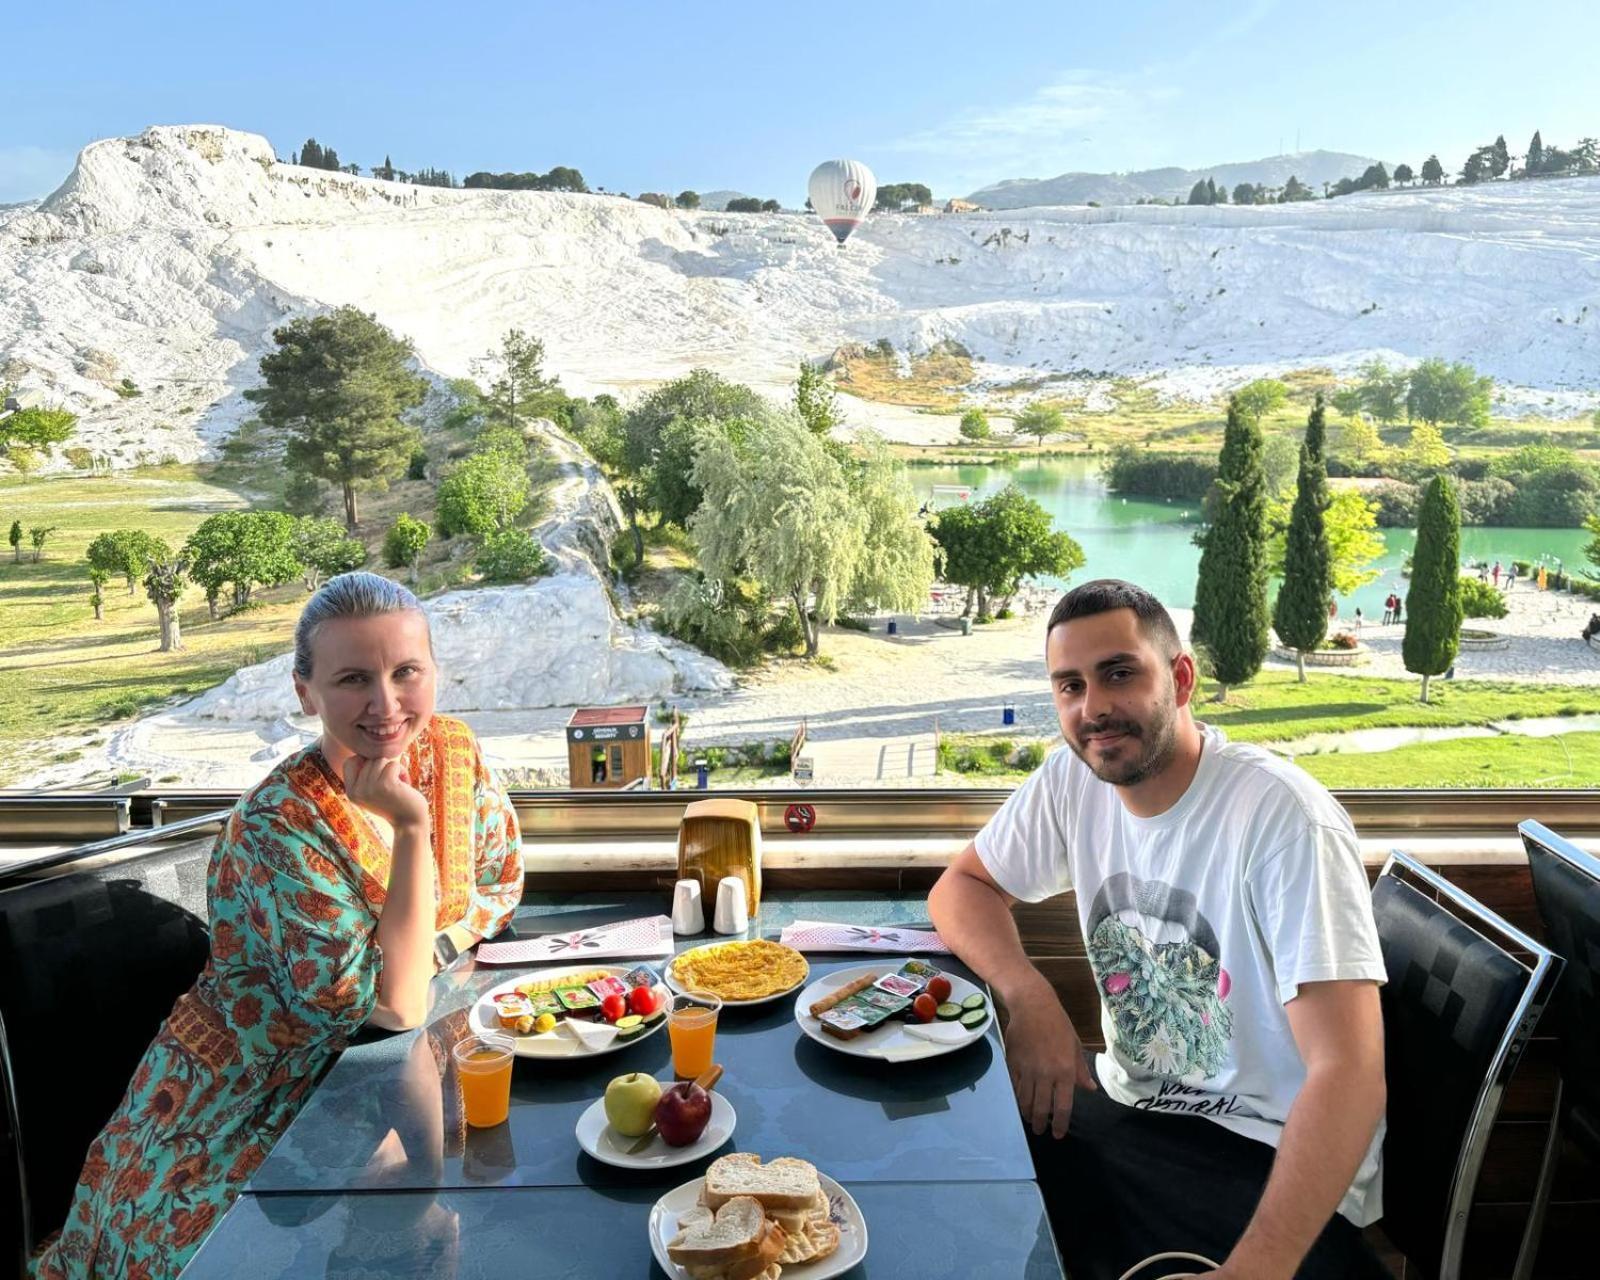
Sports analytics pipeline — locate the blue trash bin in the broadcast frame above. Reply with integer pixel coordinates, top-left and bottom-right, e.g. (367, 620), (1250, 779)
(694, 758), (710, 789)
(887, 619), (898, 635)
(1002, 702), (1016, 726)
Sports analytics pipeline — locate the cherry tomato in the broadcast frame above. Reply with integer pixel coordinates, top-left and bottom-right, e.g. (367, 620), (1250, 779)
(925, 976), (953, 1005)
(628, 985), (658, 1017)
(912, 993), (938, 1023)
(600, 993), (627, 1023)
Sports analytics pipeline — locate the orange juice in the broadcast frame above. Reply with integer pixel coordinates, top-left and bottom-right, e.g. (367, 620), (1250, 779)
(668, 994), (720, 1078)
(452, 1036), (513, 1127)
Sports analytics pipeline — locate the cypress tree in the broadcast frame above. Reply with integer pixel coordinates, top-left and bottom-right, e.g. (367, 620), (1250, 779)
(1272, 396), (1332, 682)
(300, 138), (322, 169)
(1402, 474), (1463, 704)
(1191, 397), (1270, 699)
(1527, 130), (1544, 174)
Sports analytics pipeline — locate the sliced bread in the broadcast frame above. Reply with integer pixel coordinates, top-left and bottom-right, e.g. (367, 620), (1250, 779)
(702, 1153), (821, 1212)
(667, 1196), (768, 1269)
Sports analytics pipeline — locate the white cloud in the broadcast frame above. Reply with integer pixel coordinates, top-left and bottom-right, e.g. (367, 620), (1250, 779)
(880, 71), (1177, 191)
(0, 146), (77, 204)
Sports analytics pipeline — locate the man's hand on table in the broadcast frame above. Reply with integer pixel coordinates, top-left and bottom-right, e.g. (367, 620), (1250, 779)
(1001, 972), (1097, 1139)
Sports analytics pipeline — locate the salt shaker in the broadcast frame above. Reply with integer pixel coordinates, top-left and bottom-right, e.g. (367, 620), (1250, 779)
(671, 878), (705, 935)
(713, 875), (749, 935)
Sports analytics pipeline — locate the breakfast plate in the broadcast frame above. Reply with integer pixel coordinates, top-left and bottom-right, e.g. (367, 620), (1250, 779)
(648, 1167), (867, 1280)
(665, 939), (811, 1007)
(468, 965), (669, 1059)
(793, 960), (991, 1061)
(574, 1089), (736, 1169)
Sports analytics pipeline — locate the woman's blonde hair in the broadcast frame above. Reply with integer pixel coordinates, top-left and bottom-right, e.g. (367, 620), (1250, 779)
(293, 572), (430, 679)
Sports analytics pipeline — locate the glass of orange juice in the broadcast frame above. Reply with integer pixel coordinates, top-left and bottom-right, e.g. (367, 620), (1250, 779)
(451, 1032), (514, 1128)
(668, 990), (721, 1079)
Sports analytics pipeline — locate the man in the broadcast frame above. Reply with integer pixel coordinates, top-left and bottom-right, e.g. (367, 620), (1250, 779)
(929, 580), (1388, 1279)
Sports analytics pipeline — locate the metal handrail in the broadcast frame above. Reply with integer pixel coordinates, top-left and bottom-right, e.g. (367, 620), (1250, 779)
(0, 810), (228, 884)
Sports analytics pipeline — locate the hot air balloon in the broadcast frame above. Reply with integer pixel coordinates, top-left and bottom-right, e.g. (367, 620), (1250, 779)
(808, 159), (876, 247)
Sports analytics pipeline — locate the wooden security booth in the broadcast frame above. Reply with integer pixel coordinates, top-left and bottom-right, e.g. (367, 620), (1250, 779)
(565, 705), (652, 790)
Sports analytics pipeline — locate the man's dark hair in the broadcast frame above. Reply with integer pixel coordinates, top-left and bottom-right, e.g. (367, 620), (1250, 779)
(1046, 579), (1182, 657)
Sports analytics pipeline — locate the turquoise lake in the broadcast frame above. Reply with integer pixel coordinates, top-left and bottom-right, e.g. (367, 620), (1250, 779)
(909, 457), (1592, 618)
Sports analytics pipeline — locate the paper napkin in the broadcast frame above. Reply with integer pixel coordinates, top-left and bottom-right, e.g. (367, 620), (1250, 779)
(475, 915), (675, 965)
(778, 920), (952, 955)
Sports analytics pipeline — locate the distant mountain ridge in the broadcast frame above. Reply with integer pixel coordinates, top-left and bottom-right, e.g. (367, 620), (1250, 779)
(967, 150), (1385, 208)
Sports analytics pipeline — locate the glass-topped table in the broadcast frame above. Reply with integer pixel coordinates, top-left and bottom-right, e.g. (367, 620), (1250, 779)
(183, 891), (1064, 1277)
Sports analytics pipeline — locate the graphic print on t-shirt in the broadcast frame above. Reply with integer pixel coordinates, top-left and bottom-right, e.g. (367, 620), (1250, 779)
(1085, 872), (1234, 1079)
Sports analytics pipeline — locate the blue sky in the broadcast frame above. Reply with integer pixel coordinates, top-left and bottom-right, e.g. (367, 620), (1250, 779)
(4, 0), (1598, 204)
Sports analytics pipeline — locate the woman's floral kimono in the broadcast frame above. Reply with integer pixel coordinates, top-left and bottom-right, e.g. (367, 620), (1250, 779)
(32, 714), (523, 1280)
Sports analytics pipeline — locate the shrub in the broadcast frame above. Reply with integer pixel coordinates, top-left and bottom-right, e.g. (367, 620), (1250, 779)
(283, 471), (325, 516)
(1013, 742), (1048, 771)
(762, 604), (806, 654)
(406, 448), (429, 481)
(958, 408), (991, 441)
(1328, 632), (1359, 650)
(1512, 559), (1533, 576)
(382, 514), (431, 573)
(835, 615), (871, 633)
(65, 446), (95, 470)
(1369, 482), (1420, 528)
(987, 738), (1015, 762)
(659, 576), (765, 666)
(114, 378), (141, 399)
(1458, 576), (1509, 619)
(475, 529), (547, 582)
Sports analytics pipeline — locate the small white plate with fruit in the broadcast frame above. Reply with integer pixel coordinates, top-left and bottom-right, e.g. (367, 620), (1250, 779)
(470, 964), (671, 1059)
(576, 1066), (736, 1169)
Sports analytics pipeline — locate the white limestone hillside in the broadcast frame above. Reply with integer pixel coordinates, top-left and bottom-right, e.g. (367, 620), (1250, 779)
(4, 124), (1600, 471)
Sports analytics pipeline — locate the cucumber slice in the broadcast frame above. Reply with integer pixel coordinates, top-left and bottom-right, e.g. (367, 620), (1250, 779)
(935, 1001), (964, 1021)
(960, 993), (987, 1011)
(640, 1005), (665, 1024)
(960, 1007), (989, 1029)
(614, 1014), (646, 1039)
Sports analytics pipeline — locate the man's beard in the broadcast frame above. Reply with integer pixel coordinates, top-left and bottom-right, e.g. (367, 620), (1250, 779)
(1068, 699), (1179, 787)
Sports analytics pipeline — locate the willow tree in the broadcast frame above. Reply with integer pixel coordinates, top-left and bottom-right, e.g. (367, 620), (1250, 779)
(1191, 398), (1269, 699)
(691, 418), (933, 657)
(1403, 475), (1463, 704)
(1272, 395), (1332, 681)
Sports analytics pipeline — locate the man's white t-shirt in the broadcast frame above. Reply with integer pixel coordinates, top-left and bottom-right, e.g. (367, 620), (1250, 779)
(975, 723), (1387, 1226)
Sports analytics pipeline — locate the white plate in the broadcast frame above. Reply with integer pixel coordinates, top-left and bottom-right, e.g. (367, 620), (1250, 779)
(793, 961), (990, 1061)
(648, 1168), (867, 1280)
(575, 1089), (736, 1169)
(665, 941), (811, 1007)
(468, 965), (669, 1059)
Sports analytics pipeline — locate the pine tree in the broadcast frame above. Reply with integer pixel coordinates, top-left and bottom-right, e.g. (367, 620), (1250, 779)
(1491, 135), (1510, 178)
(300, 138), (323, 169)
(1527, 130), (1544, 175)
(1205, 177), (1218, 204)
(245, 308), (427, 529)
(323, 147), (341, 171)
(1191, 398), (1270, 699)
(1402, 475), (1463, 704)
(1421, 155), (1444, 185)
(1272, 395), (1332, 682)
(1187, 180), (1209, 206)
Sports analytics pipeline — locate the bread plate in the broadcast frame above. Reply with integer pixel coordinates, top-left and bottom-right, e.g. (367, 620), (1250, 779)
(575, 1089), (736, 1169)
(648, 1169), (867, 1280)
(665, 940), (811, 1007)
(468, 965), (669, 1060)
(792, 961), (991, 1062)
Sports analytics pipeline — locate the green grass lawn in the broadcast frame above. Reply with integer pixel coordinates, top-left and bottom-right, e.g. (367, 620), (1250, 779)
(937, 670), (1600, 788)
(1193, 671), (1596, 744)
(1296, 732), (1600, 789)
(0, 467), (307, 784)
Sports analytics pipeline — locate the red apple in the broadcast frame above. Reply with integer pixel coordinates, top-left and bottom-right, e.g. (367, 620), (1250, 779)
(653, 1081), (712, 1147)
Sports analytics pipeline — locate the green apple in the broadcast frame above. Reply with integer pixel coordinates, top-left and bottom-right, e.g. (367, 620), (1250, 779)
(603, 1072), (662, 1137)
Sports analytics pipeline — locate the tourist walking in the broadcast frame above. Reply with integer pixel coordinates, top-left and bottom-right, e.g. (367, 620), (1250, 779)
(1353, 606), (1364, 634)
(1492, 561), (1501, 587)
(1392, 597), (1403, 625)
(1506, 565), (1517, 591)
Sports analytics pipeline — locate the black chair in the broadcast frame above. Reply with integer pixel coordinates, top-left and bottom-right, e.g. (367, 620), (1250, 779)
(0, 829), (216, 1274)
(1371, 851), (1561, 1280)
(1520, 820), (1600, 1278)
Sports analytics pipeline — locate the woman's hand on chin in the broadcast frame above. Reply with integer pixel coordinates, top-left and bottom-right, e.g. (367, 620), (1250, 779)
(344, 754), (430, 830)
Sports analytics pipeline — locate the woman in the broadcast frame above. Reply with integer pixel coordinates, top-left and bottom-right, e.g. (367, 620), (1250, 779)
(34, 573), (524, 1279)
